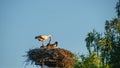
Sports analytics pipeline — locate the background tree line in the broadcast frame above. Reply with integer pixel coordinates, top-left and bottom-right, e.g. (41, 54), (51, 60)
(74, 0), (120, 68)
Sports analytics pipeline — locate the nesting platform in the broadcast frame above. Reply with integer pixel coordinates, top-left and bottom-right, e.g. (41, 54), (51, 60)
(26, 48), (74, 68)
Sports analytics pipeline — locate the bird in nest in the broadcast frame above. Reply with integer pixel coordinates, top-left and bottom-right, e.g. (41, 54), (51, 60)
(35, 34), (52, 46)
(46, 41), (58, 49)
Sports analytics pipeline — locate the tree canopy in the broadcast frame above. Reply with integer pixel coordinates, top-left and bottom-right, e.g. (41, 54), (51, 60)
(74, 0), (120, 68)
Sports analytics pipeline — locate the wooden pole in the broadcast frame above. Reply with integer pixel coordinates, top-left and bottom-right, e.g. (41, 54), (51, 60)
(41, 58), (44, 68)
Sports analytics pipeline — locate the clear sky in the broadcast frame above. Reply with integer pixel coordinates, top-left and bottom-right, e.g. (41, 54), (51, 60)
(0, 0), (117, 68)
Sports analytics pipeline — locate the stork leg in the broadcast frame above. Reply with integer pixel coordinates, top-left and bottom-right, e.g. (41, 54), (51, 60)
(49, 37), (51, 44)
(40, 42), (44, 48)
(42, 42), (44, 46)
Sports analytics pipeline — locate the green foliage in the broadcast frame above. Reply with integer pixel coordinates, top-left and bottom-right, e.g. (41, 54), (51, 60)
(74, 53), (83, 68)
(106, 19), (120, 68)
(74, 52), (102, 68)
(84, 16), (120, 68)
(85, 29), (101, 56)
(84, 52), (102, 68)
(74, 1), (120, 68)
(116, 0), (120, 18)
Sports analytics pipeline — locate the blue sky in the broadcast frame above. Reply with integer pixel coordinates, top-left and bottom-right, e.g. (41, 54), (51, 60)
(0, 0), (117, 68)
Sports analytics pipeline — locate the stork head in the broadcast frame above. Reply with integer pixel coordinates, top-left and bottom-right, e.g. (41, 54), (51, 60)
(35, 35), (41, 39)
(53, 41), (58, 47)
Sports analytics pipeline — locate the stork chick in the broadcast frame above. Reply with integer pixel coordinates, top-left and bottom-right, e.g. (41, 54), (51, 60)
(35, 34), (52, 46)
(46, 41), (58, 49)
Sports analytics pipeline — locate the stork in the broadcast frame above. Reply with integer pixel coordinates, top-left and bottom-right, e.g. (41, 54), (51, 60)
(35, 34), (52, 46)
(52, 41), (58, 49)
(46, 41), (58, 49)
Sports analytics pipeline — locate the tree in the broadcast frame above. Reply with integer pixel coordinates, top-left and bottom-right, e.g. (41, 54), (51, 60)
(85, 0), (120, 67)
(85, 30), (101, 56)
(102, 0), (120, 67)
(74, 53), (83, 68)
(105, 17), (120, 68)
(74, 52), (102, 68)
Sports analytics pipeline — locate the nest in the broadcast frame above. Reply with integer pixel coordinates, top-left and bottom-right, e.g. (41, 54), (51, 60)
(25, 48), (74, 68)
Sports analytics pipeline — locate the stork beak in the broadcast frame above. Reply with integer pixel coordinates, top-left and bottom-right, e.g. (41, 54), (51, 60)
(55, 41), (58, 46)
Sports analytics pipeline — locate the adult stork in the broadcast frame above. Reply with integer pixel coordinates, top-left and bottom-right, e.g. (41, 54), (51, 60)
(35, 34), (52, 46)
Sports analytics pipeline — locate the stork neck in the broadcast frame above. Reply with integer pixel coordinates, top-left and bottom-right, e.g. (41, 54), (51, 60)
(48, 35), (51, 37)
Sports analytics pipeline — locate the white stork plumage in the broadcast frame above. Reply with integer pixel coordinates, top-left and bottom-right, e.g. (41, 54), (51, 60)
(35, 34), (52, 46)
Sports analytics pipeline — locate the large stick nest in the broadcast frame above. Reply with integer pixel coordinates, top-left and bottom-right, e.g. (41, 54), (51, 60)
(26, 48), (74, 68)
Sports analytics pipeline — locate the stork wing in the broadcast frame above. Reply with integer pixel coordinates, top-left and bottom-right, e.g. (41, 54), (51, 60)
(35, 35), (45, 40)
(39, 36), (46, 40)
